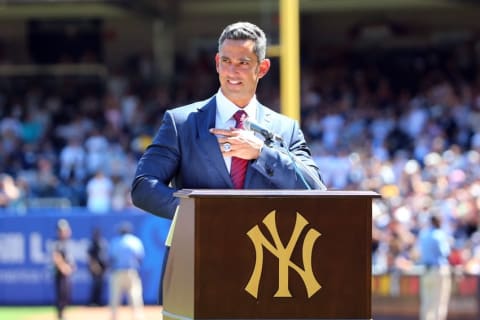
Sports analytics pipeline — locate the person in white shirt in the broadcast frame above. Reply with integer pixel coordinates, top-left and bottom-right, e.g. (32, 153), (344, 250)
(86, 170), (113, 213)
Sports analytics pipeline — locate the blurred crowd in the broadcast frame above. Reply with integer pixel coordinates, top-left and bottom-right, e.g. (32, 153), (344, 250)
(1, 42), (480, 275)
(301, 45), (480, 277)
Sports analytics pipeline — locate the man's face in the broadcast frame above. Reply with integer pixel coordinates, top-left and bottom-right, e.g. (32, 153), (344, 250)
(58, 228), (71, 240)
(215, 39), (270, 107)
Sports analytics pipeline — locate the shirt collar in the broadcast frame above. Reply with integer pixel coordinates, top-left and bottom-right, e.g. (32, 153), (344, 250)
(216, 89), (257, 123)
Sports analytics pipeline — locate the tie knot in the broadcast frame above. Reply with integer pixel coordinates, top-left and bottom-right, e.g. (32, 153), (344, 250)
(233, 110), (247, 123)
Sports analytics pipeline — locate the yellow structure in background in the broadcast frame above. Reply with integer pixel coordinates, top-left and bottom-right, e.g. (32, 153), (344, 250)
(268, 0), (300, 121)
(279, 0), (300, 122)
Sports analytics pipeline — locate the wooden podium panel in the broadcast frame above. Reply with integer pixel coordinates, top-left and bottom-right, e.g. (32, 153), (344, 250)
(163, 190), (379, 320)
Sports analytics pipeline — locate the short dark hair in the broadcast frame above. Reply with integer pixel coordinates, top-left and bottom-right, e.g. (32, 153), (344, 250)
(431, 215), (441, 229)
(218, 22), (267, 61)
(118, 221), (132, 234)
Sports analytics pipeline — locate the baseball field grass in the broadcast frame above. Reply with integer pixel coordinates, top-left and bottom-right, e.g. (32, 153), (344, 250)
(0, 306), (52, 320)
(0, 305), (163, 320)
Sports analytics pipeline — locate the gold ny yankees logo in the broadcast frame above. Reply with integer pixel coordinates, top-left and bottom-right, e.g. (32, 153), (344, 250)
(245, 210), (321, 298)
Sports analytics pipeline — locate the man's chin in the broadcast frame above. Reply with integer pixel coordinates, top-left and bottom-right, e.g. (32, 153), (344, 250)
(222, 91), (249, 106)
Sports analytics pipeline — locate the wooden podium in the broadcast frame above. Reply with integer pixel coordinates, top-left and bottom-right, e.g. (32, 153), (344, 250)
(162, 189), (380, 320)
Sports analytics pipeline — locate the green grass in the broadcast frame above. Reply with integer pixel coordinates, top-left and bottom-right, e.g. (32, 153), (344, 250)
(0, 306), (52, 320)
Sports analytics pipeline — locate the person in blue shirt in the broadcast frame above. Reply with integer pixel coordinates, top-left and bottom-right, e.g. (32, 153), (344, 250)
(108, 222), (145, 320)
(417, 214), (452, 320)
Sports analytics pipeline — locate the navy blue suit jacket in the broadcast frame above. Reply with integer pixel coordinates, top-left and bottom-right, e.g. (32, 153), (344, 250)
(131, 96), (326, 219)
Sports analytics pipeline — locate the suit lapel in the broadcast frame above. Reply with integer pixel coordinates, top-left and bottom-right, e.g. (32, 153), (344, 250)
(195, 97), (234, 187)
(244, 103), (274, 188)
(255, 103), (275, 130)
(193, 100), (275, 189)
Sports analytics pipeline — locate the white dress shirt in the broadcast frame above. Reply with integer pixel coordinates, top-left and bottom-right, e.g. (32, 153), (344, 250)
(215, 89), (257, 172)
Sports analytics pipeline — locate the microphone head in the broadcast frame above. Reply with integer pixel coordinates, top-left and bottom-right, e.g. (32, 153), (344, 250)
(243, 117), (282, 142)
(244, 118), (268, 136)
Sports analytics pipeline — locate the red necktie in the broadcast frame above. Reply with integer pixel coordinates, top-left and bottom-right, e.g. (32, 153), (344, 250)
(231, 110), (248, 189)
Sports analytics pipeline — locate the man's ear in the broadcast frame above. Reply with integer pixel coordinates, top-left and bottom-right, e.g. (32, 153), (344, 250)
(215, 53), (220, 72)
(258, 58), (271, 79)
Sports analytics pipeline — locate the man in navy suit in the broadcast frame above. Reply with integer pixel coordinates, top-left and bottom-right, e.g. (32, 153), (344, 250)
(131, 21), (326, 221)
(131, 21), (326, 303)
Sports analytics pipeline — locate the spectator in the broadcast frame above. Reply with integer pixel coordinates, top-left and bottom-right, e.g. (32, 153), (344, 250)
(111, 174), (132, 211)
(86, 170), (113, 213)
(108, 222), (145, 320)
(87, 227), (108, 306)
(84, 127), (109, 175)
(52, 219), (76, 320)
(59, 137), (86, 182)
(0, 173), (20, 209)
(417, 214), (452, 320)
(32, 157), (60, 197)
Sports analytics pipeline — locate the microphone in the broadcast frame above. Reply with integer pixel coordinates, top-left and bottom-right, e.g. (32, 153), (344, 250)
(245, 118), (315, 189)
(244, 118), (283, 143)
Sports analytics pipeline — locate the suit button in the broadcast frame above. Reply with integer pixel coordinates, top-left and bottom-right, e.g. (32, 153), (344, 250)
(266, 168), (274, 176)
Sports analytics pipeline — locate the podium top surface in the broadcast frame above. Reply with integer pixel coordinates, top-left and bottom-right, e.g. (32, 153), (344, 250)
(174, 189), (381, 199)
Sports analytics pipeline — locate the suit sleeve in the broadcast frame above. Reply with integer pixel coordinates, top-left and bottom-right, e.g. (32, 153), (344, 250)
(131, 111), (180, 219)
(252, 118), (326, 190)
